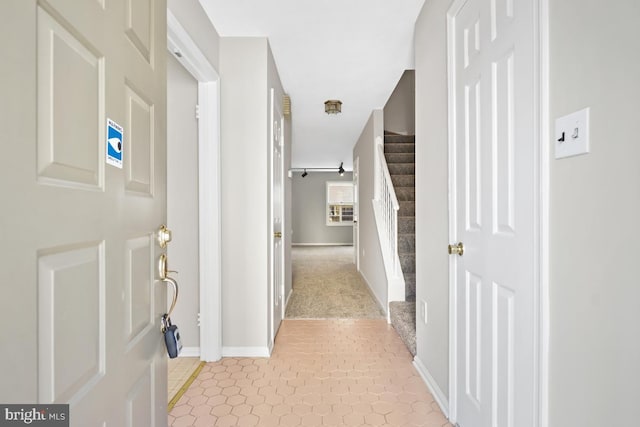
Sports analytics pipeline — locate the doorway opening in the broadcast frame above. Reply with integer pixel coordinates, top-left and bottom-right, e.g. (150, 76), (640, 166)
(166, 10), (222, 404)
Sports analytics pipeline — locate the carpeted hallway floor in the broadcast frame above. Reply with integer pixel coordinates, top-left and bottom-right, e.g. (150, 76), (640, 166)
(285, 246), (385, 319)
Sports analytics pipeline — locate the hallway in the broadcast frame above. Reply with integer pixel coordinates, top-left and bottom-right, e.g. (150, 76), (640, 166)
(169, 319), (452, 426)
(286, 246), (384, 319)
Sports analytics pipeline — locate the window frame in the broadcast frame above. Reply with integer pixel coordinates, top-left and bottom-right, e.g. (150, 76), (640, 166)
(326, 181), (354, 226)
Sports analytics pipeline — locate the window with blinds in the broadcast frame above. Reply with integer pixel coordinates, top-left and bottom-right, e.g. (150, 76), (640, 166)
(326, 181), (354, 226)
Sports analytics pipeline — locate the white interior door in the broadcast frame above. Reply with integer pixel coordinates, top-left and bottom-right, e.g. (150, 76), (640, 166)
(448, 0), (537, 426)
(270, 88), (285, 346)
(353, 157), (360, 269)
(1, 1), (167, 425)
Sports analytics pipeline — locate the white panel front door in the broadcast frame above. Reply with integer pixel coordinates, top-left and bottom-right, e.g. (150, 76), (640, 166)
(1, 1), (167, 426)
(270, 88), (285, 347)
(448, 0), (537, 426)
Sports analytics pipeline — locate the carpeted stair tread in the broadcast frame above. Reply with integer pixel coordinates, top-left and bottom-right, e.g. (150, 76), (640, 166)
(399, 201), (415, 217)
(389, 301), (416, 356)
(398, 217), (415, 234)
(388, 163), (415, 175)
(385, 153), (415, 164)
(392, 175), (415, 187)
(384, 134), (415, 144)
(399, 253), (415, 273)
(398, 233), (415, 253)
(384, 143), (415, 153)
(395, 187), (415, 202)
(403, 273), (416, 301)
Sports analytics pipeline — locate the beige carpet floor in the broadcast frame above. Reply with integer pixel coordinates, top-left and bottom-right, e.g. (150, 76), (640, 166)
(285, 246), (385, 319)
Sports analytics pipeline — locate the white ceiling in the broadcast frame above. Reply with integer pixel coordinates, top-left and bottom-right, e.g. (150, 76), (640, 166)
(199, 0), (425, 170)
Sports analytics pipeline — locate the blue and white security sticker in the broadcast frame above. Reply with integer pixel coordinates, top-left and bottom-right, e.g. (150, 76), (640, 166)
(106, 118), (123, 169)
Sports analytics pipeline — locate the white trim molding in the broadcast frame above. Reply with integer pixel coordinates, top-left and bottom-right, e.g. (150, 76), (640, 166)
(178, 347), (200, 358)
(167, 11), (217, 82)
(167, 9), (222, 363)
(358, 270), (388, 318)
(292, 243), (353, 247)
(222, 347), (271, 358)
(197, 81), (222, 362)
(284, 288), (293, 310)
(537, 0), (550, 425)
(413, 357), (449, 419)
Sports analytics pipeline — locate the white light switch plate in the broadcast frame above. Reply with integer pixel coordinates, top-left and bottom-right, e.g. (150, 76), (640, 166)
(555, 107), (590, 159)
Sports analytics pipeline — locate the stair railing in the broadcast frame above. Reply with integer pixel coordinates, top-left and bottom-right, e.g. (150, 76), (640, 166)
(374, 140), (400, 277)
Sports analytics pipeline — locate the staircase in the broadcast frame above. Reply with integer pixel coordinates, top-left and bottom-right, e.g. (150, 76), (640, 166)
(384, 133), (417, 356)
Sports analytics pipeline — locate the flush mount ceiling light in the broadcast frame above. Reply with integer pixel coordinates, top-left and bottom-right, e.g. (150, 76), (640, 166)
(324, 99), (342, 115)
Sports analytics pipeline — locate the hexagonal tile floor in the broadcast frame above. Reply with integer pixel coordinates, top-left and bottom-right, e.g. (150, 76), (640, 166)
(169, 319), (452, 426)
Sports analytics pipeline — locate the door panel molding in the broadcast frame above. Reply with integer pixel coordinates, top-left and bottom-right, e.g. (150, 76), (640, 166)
(124, 82), (155, 196)
(125, 0), (154, 65)
(447, 0), (548, 425)
(37, 241), (106, 404)
(37, 6), (105, 190)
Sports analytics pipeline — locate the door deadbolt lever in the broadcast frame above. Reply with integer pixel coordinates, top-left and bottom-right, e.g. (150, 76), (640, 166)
(157, 224), (172, 248)
(448, 242), (464, 256)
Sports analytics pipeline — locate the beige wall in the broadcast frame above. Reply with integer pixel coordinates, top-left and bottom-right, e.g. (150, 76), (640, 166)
(220, 37), (290, 353)
(220, 37), (270, 351)
(384, 70), (415, 135)
(548, 0), (640, 425)
(353, 110), (388, 311)
(292, 172), (354, 245)
(414, 0), (453, 401)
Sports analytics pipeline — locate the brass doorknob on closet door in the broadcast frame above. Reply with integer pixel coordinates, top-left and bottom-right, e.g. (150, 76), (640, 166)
(274, 231), (282, 238)
(448, 242), (464, 256)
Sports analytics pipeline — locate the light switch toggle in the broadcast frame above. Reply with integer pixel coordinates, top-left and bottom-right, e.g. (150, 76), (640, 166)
(555, 107), (590, 159)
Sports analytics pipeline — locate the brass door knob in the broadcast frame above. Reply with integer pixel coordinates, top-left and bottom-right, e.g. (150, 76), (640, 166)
(274, 231), (282, 238)
(448, 242), (464, 256)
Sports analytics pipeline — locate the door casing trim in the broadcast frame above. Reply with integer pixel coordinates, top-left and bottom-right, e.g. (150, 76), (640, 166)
(167, 10), (222, 361)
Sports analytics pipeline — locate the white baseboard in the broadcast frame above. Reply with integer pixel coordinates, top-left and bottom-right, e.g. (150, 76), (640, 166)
(179, 347), (200, 358)
(284, 288), (293, 309)
(222, 346), (271, 358)
(413, 356), (449, 419)
(358, 270), (387, 317)
(292, 243), (353, 246)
